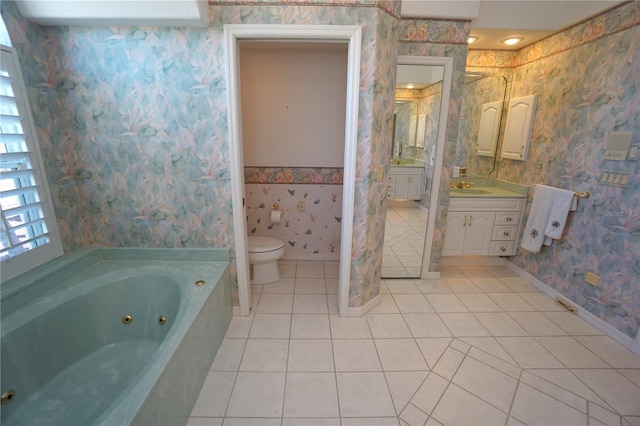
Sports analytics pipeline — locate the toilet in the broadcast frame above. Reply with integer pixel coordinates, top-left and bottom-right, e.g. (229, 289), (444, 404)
(248, 236), (285, 284)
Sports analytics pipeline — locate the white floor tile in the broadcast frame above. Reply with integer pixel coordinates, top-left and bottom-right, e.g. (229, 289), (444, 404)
(367, 314), (412, 338)
(294, 278), (327, 294)
(414, 280), (452, 294)
(456, 293), (502, 312)
(438, 313), (491, 337)
(543, 312), (603, 335)
(410, 372), (449, 414)
(424, 294), (468, 313)
(256, 293), (293, 314)
(226, 372), (286, 418)
(374, 338), (429, 371)
(385, 371), (429, 413)
(287, 339), (335, 372)
(333, 339), (382, 371)
(393, 293), (434, 313)
(508, 311), (567, 336)
(248, 314), (291, 339)
(486, 293), (536, 312)
(284, 373), (339, 417)
(293, 294), (328, 313)
(536, 336), (609, 368)
(575, 335), (640, 368)
(497, 337), (564, 369)
(415, 338), (452, 369)
(370, 295), (400, 314)
(474, 313), (528, 336)
(261, 278), (295, 294)
(386, 279), (422, 294)
(431, 384), (508, 426)
(330, 315), (372, 339)
(404, 314), (452, 338)
(511, 383), (587, 425)
(211, 339), (246, 371)
(452, 356), (518, 412)
(572, 369), (640, 416)
(190, 371), (236, 417)
(336, 372), (397, 417)
(290, 313), (331, 338)
(239, 339), (289, 372)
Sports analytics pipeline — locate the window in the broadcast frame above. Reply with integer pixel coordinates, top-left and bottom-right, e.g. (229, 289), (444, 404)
(1, 44), (63, 282)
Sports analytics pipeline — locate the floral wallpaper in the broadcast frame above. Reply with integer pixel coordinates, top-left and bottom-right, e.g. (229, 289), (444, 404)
(468, 1), (640, 339)
(245, 183), (343, 257)
(398, 18), (471, 273)
(244, 167), (343, 258)
(1, 0), (399, 309)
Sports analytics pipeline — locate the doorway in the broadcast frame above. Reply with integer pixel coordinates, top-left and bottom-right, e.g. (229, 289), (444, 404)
(225, 25), (362, 316)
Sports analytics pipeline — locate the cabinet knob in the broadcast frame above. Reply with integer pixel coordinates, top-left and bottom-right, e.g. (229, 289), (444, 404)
(500, 246), (507, 252)
(506, 217), (513, 222)
(503, 231), (510, 237)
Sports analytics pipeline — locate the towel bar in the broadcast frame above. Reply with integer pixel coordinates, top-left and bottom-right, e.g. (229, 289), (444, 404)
(536, 183), (589, 199)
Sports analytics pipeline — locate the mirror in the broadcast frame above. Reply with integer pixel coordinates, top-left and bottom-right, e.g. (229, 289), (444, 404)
(383, 64), (444, 278)
(455, 72), (508, 176)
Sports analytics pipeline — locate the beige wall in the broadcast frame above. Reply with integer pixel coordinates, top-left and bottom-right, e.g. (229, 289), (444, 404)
(240, 41), (348, 167)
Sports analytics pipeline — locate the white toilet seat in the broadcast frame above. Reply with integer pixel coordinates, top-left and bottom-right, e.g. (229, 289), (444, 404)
(248, 236), (284, 253)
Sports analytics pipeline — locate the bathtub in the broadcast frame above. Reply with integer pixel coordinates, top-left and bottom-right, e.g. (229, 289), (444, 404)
(0, 247), (232, 426)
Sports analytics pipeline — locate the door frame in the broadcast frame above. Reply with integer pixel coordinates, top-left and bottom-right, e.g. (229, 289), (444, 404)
(224, 24), (362, 316)
(393, 55), (453, 279)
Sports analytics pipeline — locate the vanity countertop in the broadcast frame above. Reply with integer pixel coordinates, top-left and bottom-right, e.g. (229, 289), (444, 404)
(390, 158), (425, 168)
(449, 178), (528, 198)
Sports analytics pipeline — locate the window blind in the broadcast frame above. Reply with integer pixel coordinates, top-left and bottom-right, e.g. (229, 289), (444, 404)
(1, 45), (62, 281)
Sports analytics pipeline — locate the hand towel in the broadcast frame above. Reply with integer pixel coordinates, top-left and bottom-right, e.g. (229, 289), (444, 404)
(544, 188), (576, 241)
(521, 185), (556, 253)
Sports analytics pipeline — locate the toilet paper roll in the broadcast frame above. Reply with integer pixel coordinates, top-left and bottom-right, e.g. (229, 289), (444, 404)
(270, 209), (282, 223)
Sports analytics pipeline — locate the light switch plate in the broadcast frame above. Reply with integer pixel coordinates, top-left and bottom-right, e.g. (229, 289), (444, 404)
(604, 131), (633, 161)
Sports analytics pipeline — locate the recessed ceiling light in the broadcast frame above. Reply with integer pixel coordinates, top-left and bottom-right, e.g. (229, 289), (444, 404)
(502, 37), (523, 46)
(406, 84), (415, 89)
(468, 36), (478, 44)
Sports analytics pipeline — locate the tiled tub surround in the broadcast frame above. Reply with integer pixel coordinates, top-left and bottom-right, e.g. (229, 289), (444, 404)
(188, 262), (640, 425)
(1, 248), (232, 426)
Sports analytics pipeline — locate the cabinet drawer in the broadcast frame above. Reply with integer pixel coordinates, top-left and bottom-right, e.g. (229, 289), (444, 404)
(492, 226), (517, 241)
(490, 241), (516, 256)
(495, 212), (520, 225)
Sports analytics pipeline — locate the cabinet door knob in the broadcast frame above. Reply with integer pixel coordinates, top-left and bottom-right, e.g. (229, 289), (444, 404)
(503, 231), (510, 237)
(468, 215), (473, 227)
(463, 214), (468, 227)
(500, 246), (506, 252)
(506, 217), (513, 222)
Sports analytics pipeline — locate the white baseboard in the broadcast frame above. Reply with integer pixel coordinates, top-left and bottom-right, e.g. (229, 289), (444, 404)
(345, 294), (381, 317)
(421, 271), (441, 279)
(441, 256), (507, 267)
(282, 253), (341, 261)
(506, 261), (640, 356)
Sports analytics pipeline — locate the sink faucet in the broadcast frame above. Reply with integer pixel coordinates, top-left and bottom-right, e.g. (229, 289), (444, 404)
(451, 180), (473, 189)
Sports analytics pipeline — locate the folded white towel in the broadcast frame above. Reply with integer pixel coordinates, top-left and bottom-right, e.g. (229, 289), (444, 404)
(521, 185), (556, 253)
(544, 188), (576, 241)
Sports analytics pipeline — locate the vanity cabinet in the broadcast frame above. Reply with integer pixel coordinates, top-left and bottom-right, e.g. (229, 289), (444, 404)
(388, 167), (423, 200)
(443, 197), (524, 256)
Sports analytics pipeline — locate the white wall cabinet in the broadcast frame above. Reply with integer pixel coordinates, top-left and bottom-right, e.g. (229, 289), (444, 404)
(501, 94), (537, 161)
(476, 100), (503, 157)
(443, 197), (525, 256)
(388, 167), (423, 200)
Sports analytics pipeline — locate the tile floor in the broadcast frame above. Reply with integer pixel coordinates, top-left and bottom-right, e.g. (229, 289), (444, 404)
(189, 261), (640, 426)
(382, 206), (428, 278)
